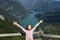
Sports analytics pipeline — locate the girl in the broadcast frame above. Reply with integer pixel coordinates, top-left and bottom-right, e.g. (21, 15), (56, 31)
(13, 20), (43, 40)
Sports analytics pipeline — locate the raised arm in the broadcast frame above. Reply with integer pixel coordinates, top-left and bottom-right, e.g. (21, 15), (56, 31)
(13, 22), (26, 32)
(31, 20), (43, 31)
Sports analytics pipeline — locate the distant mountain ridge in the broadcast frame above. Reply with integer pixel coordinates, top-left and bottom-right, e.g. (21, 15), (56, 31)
(31, 0), (60, 12)
(19, 0), (37, 9)
(35, 11), (60, 24)
(0, 0), (29, 21)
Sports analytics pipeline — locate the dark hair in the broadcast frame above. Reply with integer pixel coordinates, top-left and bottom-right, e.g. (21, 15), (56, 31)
(26, 25), (32, 30)
(22, 25), (32, 35)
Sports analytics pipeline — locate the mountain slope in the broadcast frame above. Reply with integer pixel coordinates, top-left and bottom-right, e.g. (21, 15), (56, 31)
(0, 0), (29, 20)
(35, 11), (60, 24)
(31, 0), (60, 12)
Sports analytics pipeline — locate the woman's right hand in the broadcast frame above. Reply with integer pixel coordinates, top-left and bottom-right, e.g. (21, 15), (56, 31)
(39, 20), (43, 23)
(13, 21), (18, 25)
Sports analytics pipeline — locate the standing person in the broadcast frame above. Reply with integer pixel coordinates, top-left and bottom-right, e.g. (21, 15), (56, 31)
(13, 20), (43, 40)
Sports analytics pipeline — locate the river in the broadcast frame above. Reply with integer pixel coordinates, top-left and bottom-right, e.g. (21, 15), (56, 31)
(18, 11), (44, 28)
